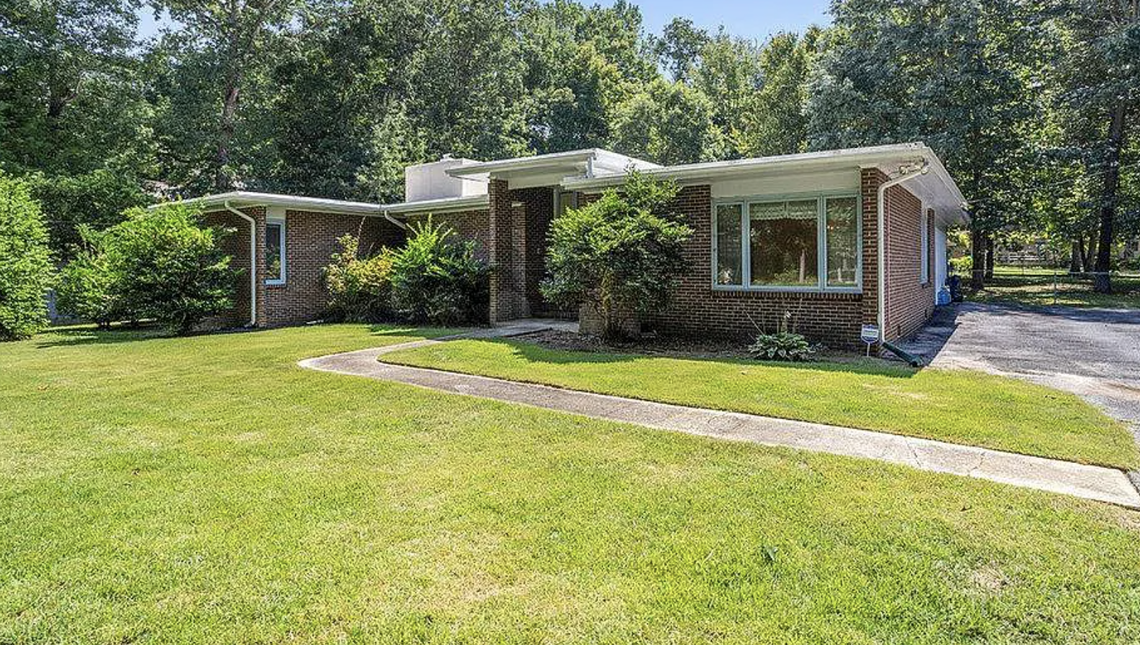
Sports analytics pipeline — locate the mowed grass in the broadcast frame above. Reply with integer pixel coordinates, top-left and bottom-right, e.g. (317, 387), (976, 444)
(1, 325), (1139, 643)
(381, 338), (1139, 469)
(970, 266), (1140, 309)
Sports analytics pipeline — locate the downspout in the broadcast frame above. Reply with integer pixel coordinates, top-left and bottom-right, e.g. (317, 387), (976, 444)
(382, 209), (407, 231)
(223, 200), (258, 327)
(876, 162), (928, 346)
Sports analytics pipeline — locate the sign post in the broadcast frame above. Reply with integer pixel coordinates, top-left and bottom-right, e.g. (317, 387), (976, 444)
(860, 324), (879, 357)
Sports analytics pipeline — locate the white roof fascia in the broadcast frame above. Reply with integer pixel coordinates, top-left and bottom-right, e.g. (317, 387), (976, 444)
(446, 148), (658, 178)
(159, 191), (386, 216)
(561, 143), (969, 225)
(380, 194), (489, 216)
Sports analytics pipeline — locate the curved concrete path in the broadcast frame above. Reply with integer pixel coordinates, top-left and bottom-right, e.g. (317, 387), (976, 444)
(300, 329), (1140, 510)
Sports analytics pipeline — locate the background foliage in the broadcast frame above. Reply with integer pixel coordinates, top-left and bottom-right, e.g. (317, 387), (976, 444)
(1, 0), (1137, 288)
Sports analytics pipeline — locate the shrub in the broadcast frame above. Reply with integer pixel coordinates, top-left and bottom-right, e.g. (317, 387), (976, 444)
(748, 331), (817, 362)
(390, 219), (489, 325)
(57, 202), (237, 335)
(323, 234), (395, 322)
(55, 228), (125, 329)
(541, 170), (691, 339)
(950, 255), (973, 276)
(0, 173), (55, 340)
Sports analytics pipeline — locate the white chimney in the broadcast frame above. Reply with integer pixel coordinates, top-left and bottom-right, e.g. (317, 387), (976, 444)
(404, 156), (486, 202)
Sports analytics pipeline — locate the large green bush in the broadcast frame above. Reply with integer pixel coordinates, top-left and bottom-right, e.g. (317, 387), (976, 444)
(541, 171), (691, 339)
(0, 173), (55, 340)
(390, 219), (489, 325)
(56, 202), (237, 334)
(55, 227), (126, 329)
(323, 234), (395, 322)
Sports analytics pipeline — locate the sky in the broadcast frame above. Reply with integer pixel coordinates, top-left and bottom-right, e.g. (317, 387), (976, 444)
(136, 0), (833, 42)
(601, 0), (832, 40)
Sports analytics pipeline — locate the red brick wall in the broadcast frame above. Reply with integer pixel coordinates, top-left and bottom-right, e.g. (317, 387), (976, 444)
(884, 197), (934, 340)
(202, 208), (402, 329)
(403, 209), (491, 260)
(260, 210), (401, 326)
(203, 207), (261, 329)
(860, 168), (933, 342)
(578, 186), (864, 347)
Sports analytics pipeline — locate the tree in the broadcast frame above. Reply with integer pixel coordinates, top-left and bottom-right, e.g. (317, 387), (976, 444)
(655, 17), (708, 83)
(1052, 0), (1140, 292)
(739, 29), (819, 157)
(158, 0), (300, 191)
(690, 29), (764, 156)
(541, 171), (691, 339)
(807, 0), (1040, 289)
(0, 173), (55, 340)
(611, 79), (725, 165)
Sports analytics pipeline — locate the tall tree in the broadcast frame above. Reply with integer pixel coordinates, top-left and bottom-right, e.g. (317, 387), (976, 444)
(158, 0), (299, 191)
(690, 29), (763, 157)
(610, 78), (725, 165)
(1054, 0), (1139, 292)
(808, 0), (1040, 288)
(655, 17), (708, 83)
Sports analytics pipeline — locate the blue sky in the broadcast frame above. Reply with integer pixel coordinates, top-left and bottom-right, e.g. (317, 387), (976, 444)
(137, 1), (833, 42)
(603, 0), (832, 40)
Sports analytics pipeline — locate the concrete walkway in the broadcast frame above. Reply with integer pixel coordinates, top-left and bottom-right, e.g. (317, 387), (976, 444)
(300, 324), (1140, 509)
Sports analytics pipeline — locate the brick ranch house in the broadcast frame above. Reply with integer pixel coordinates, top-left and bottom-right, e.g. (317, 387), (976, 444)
(174, 143), (967, 348)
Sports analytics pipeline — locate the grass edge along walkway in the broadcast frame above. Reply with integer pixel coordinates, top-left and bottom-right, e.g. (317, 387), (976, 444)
(376, 336), (1139, 470)
(299, 340), (1140, 509)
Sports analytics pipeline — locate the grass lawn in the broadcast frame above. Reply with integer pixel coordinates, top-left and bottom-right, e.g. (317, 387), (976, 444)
(380, 338), (1138, 469)
(2, 325), (1140, 643)
(969, 266), (1140, 309)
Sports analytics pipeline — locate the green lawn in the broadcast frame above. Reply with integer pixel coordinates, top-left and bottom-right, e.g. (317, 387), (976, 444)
(380, 338), (1138, 469)
(2, 325), (1140, 643)
(969, 266), (1140, 309)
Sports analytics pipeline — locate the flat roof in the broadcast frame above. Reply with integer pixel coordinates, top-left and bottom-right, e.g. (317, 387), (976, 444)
(156, 144), (967, 225)
(560, 143), (968, 225)
(446, 148), (659, 178)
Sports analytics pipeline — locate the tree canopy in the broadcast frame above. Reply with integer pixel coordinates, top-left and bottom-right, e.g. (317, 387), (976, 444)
(1, 0), (1136, 288)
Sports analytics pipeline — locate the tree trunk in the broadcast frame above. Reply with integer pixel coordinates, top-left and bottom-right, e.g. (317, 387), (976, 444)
(1093, 104), (1126, 294)
(985, 237), (995, 279)
(1082, 233), (1096, 273)
(970, 228), (986, 290)
(214, 73), (241, 191)
(1069, 239), (1082, 274)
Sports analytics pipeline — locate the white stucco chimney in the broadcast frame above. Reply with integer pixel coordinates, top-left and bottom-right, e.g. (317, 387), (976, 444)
(404, 156), (486, 202)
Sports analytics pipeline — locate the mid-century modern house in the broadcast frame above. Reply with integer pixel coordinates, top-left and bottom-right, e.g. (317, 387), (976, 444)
(178, 142), (967, 348)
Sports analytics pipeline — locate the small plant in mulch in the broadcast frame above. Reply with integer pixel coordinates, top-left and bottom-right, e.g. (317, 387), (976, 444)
(747, 310), (822, 362)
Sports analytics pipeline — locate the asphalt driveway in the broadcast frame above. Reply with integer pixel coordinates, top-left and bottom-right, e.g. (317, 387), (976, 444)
(901, 302), (1140, 445)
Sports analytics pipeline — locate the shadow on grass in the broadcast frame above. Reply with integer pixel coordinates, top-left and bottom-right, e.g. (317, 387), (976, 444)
(467, 337), (921, 379)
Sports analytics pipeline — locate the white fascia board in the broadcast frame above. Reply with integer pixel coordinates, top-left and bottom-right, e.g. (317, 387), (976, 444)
(380, 194), (489, 215)
(155, 191), (386, 217)
(446, 149), (599, 177)
(563, 142), (969, 225)
(562, 143), (930, 190)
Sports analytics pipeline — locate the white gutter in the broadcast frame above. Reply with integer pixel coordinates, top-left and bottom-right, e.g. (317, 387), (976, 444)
(223, 200), (258, 327)
(876, 163), (929, 344)
(383, 211), (407, 231)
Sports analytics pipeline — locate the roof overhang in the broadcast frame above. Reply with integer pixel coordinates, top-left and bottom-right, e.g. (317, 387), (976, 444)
(380, 194), (489, 216)
(446, 148), (659, 187)
(163, 191), (385, 216)
(561, 143), (969, 226)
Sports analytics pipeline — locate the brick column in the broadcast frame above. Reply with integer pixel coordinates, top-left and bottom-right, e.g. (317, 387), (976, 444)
(860, 168), (886, 350)
(488, 178), (518, 323)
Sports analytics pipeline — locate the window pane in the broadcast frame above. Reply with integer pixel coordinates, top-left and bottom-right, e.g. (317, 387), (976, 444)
(825, 197), (858, 287)
(266, 223), (283, 282)
(749, 200), (818, 287)
(715, 203), (743, 285)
